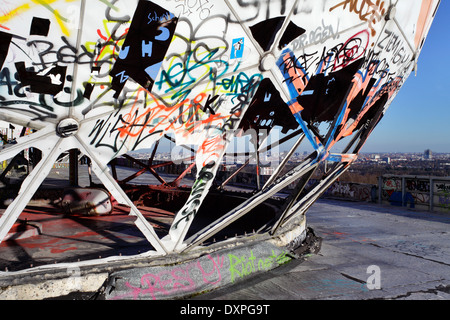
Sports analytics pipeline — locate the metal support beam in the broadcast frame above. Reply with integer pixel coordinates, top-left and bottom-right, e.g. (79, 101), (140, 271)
(76, 137), (168, 254)
(219, 159), (250, 189)
(255, 135), (261, 190)
(69, 149), (78, 187)
(122, 154), (168, 185)
(269, 165), (317, 235)
(183, 154), (319, 251)
(263, 133), (305, 189)
(0, 137), (63, 243)
(169, 162), (196, 187)
(280, 162), (350, 229)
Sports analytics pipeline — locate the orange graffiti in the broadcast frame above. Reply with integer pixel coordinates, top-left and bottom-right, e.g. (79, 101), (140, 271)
(198, 135), (226, 167)
(0, 3), (31, 25)
(283, 52), (309, 95)
(330, 0), (386, 36)
(327, 65), (403, 152)
(415, 0), (435, 48)
(281, 51), (308, 114)
(118, 89), (228, 141)
(332, 61), (377, 143)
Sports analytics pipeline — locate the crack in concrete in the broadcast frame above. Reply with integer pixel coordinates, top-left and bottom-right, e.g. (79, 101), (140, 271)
(339, 272), (367, 284)
(386, 284), (450, 300)
(369, 242), (450, 267)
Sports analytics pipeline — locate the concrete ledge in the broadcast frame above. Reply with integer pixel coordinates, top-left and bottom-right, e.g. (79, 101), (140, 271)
(0, 272), (109, 300)
(0, 215), (320, 300)
(106, 239), (294, 300)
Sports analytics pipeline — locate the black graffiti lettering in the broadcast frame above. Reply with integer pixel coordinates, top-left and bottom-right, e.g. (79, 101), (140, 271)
(87, 91), (165, 152)
(232, 0), (298, 22)
(88, 113), (118, 151)
(385, 32), (401, 53)
(28, 105), (58, 121)
(27, 37), (95, 69)
(202, 94), (219, 115)
(436, 184), (450, 193)
(0, 68), (26, 98)
(174, 163), (215, 229)
(377, 29), (410, 65)
(292, 20), (340, 50)
(377, 29), (391, 50)
(0, 101), (56, 121)
(222, 76), (261, 132)
(280, 52), (315, 85)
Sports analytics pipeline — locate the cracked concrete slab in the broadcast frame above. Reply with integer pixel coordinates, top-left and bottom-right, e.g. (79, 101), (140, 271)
(196, 199), (450, 300)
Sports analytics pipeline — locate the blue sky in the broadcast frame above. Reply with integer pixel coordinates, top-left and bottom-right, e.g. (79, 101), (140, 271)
(361, 0), (450, 153)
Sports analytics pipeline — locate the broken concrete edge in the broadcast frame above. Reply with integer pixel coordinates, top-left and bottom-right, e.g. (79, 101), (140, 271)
(0, 215), (321, 300)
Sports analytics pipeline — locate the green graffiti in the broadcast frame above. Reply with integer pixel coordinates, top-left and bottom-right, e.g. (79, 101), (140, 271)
(228, 250), (291, 283)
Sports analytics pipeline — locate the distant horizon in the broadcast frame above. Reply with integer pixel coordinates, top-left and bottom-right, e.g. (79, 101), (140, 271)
(129, 145), (450, 156)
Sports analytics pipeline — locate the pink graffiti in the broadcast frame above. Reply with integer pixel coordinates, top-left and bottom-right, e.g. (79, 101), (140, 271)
(114, 254), (224, 300)
(197, 254), (224, 285)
